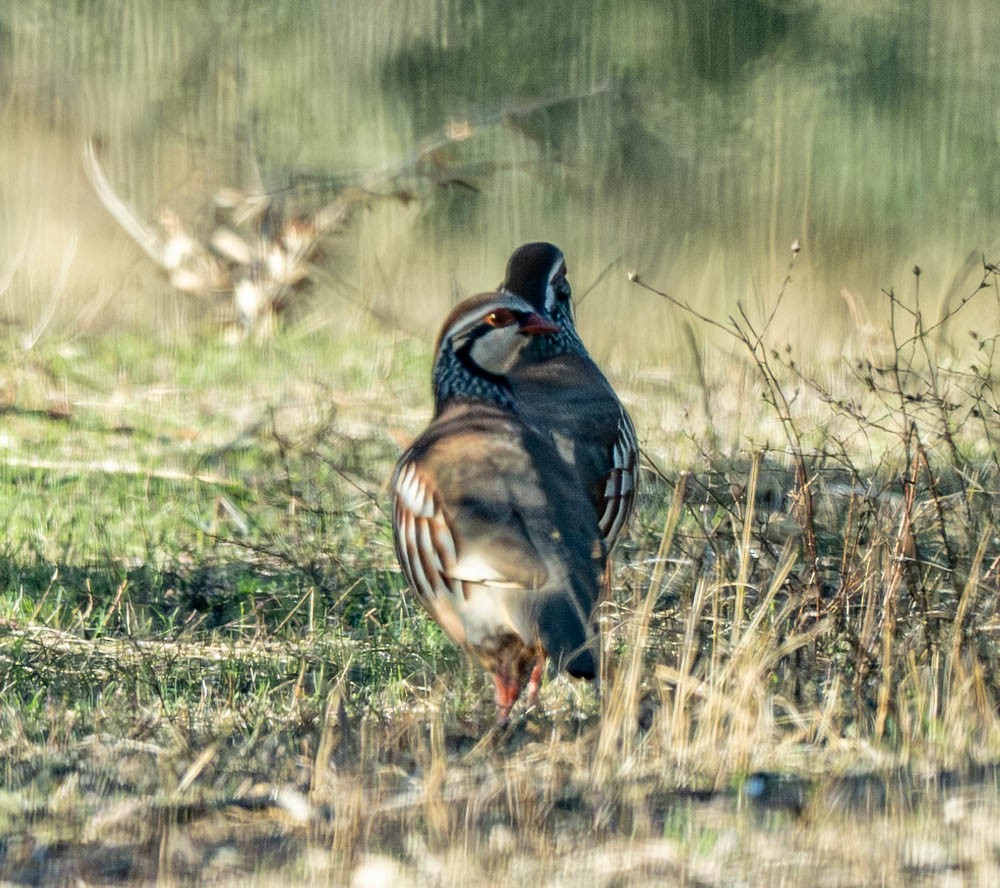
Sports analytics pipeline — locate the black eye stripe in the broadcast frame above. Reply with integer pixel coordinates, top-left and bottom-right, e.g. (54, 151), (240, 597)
(552, 272), (571, 302)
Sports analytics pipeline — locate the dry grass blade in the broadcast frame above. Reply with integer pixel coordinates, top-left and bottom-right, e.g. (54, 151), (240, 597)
(734, 450), (761, 640)
(0, 624), (346, 672)
(595, 477), (685, 776)
(21, 235), (76, 352)
(950, 526), (991, 682)
(173, 742), (221, 797)
(0, 455), (243, 489)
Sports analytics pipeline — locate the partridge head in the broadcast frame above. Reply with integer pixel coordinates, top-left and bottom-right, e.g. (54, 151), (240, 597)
(500, 242), (638, 554)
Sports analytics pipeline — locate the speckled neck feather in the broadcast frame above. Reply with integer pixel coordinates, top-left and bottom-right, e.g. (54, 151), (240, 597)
(432, 329), (516, 412)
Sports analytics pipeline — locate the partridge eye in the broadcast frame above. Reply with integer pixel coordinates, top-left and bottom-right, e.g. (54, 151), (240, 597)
(484, 308), (516, 327)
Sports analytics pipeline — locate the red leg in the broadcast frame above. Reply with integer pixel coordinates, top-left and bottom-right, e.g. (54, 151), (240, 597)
(524, 657), (545, 708)
(492, 673), (521, 726)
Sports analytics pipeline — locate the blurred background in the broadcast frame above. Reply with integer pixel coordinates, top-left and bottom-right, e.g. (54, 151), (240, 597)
(1, 0), (999, 369)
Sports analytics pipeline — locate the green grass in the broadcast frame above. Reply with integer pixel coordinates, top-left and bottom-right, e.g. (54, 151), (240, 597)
(1, 259), (1000, 883)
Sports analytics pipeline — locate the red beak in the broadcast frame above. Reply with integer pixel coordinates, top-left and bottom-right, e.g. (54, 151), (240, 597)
(517, 312), (560, 335)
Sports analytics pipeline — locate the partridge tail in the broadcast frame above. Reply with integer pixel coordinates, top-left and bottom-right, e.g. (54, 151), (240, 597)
(565, 647), (597, 681)
(536, 593), (597, 681)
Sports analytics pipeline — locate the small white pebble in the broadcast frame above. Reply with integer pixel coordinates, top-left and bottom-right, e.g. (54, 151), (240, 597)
(273, 786), (313, 823)
(489, 823), (516, 855)
(351, 854), (415, 888)
(942, 796), (966, 825)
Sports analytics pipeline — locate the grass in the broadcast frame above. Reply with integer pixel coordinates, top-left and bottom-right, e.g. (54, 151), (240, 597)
(1, 251), (1000, 884)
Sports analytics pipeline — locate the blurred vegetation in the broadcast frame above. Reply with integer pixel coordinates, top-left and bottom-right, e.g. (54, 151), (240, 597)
(2, 0), (1000, 359)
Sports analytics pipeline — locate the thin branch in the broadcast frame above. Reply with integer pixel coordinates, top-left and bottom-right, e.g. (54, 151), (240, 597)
(628, 272), (734, 337)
